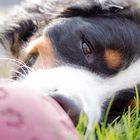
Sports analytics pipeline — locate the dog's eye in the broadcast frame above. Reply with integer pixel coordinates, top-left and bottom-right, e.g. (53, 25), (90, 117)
(82, 38), (94, 55)
(81, 37), (95, 64)
(82, 42), (92, 55)
(25, 53), (38, 67)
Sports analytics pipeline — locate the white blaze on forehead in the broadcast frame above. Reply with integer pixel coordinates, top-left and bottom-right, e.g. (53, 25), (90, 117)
(22, 58), (140, 131)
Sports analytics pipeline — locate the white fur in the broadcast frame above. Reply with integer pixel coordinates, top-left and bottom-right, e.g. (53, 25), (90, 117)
(22, 58), (140, 133)
(22, 66), (104, 134)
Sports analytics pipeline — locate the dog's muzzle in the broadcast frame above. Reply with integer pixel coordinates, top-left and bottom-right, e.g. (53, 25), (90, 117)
(51, 94), (82, 126)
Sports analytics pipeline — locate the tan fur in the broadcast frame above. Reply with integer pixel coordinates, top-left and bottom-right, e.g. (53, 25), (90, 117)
(104, 48), (122, 69)
(25, 36), (58, 69)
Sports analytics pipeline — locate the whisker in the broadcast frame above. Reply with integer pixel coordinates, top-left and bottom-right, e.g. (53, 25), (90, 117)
(16, 65), (31, 76)
(12, 75), (24, 81)
(11, 70), (26, 80)
(0, 57), (35, 79)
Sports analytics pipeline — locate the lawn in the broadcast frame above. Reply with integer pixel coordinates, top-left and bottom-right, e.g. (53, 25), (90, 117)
(77, 86), (140, 140)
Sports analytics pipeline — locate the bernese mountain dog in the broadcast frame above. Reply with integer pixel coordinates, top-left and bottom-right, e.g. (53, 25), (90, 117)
(0, 0), (140, 135)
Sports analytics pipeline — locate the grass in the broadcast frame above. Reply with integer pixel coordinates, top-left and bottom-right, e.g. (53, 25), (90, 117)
(77, 85), (140, 140)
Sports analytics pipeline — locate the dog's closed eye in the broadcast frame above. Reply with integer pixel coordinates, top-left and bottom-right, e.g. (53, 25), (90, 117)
(25, 53), (38, 67)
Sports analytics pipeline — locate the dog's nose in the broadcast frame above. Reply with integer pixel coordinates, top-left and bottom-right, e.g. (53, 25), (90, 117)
(51, 95), (82, 126)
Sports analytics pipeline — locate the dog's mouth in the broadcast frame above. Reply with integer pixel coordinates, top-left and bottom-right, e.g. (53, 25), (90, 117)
(51, 94), (82, 126)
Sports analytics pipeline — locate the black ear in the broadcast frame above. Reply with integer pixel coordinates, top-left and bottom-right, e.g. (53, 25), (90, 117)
(60, 1), (127, 18)
(60, 5), (104, 17)
(60, 0), (106, 18)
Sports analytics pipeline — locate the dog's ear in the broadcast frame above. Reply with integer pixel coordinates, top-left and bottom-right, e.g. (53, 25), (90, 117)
(60, 1), (126, 18)
(60, 5), (102, 17)
(60, 1), (106, 18)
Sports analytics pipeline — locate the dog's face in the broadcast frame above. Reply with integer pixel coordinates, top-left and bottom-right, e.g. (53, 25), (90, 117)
(24, 7), (140, 76)
(20, 5), (140, 131)
(1, 0), (140, 134)
(45, 16), (138, 76)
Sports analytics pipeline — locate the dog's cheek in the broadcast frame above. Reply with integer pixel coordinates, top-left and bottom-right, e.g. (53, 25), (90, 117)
(30, 36), (59, 69)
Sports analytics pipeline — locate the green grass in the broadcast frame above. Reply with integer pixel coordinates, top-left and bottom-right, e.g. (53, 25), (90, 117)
(77, 85), (140, 140)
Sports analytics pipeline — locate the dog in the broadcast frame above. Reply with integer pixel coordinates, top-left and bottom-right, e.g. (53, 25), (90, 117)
(0, 0), (140, 135)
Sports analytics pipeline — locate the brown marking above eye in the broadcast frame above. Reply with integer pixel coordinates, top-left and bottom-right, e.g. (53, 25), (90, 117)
(104, 48), (123, 69)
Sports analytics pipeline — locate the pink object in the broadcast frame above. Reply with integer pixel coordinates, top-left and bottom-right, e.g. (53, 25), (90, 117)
(0, 80), (79, 140)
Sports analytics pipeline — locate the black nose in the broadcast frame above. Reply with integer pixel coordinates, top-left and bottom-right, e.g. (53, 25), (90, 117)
(51, 95), (82, 126)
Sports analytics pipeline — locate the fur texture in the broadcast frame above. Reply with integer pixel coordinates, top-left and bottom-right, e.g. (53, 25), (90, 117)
(0, 0), (140, 136)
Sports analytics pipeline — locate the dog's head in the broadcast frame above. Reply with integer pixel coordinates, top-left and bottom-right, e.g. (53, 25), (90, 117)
(23, 2), (140, 76)
(17, 1), (140, 132)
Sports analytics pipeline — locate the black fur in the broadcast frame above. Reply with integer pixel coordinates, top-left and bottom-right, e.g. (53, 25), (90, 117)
(47, 15), (140, 76)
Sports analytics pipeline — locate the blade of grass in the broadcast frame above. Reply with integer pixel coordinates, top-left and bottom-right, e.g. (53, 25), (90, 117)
(103, 97), (114, 129)
(133, 82), (139, 119)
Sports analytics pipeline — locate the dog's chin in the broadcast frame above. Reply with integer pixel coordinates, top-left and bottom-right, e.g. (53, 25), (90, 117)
(22, 66), (103, 129)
